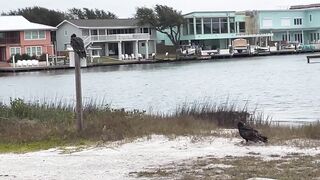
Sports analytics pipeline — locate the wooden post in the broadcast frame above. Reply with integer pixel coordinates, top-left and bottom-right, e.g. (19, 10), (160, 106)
(74, 53), (83, 131)
(46, 54), (49, 66)
(12, 55), (16, 68)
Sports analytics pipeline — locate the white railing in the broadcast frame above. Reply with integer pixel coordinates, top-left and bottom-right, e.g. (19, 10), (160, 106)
(235, 33), (274, 37)
(83, 36), (92, 47)
(84, 33), (151, 44)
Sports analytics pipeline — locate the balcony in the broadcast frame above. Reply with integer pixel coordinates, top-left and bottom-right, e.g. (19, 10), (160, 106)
(83, 33), (151, 46)
(235, 33), (273, 38)
(0, 32), (20, 44)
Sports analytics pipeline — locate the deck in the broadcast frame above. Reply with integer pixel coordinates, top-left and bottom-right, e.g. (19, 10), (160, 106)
(1, 50), (320, 73)
(306, 55), (320, 63)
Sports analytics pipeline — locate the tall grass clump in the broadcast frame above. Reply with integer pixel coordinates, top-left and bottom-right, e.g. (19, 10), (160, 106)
(173, 100), (269, 128)
(0, 98), (219, 152)
(1, 98), (320, 153)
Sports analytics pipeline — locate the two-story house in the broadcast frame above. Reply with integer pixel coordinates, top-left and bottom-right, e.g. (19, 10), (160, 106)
(256, 5), (320, 45)
(158, 11), (273, 50)
(0, 16), (56, 62)
(56, 19), (157, 60)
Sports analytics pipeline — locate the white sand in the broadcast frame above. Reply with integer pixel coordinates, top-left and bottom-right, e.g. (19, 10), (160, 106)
(0, 135), (319, 180)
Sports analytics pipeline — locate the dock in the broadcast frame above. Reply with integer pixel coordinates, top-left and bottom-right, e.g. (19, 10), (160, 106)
(0, 60), (156, 73)
(306, 55), (320, 63)
(1, 50), (320, 73)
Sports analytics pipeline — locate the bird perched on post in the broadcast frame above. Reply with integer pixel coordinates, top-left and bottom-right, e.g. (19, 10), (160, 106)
(70, 34), (87, 59)
(237, 121), (268, 143)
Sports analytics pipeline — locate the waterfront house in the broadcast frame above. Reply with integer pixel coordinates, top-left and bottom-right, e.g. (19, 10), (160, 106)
(0, 16), (56, 62)
(256, 5), (320, 47)
(56, 19), (157, 60)
(158, 11), (272, 50)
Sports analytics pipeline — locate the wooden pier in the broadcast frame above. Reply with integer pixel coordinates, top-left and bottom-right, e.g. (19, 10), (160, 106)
(307, 55), (320, 63)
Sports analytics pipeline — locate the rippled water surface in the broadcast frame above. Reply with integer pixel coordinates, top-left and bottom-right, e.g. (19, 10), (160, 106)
(1, 54), (320, 122)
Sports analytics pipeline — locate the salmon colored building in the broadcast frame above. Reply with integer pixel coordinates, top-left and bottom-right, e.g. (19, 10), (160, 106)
(0, 16), (56, 62)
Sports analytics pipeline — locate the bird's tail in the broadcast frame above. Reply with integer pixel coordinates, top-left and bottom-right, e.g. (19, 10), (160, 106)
(258, 135), (268, 143)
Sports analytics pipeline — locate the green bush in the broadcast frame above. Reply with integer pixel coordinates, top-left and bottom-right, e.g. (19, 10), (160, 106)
(39, 53), (47, 61)
(21, 53), (31, 60)
(10, 54), (22, 63)
(9, 98), (30, 119)
(31, 55), (37, 60)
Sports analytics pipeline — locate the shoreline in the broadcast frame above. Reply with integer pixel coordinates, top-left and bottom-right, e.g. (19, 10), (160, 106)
(0, 134), (319, 179)
(1, 50), (319, 73)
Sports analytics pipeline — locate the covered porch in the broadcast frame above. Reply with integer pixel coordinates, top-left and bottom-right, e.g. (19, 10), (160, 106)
(90, 40), (157, 60)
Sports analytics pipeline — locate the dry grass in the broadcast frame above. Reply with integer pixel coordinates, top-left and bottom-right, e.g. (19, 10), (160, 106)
(0, 98), (320, 152)
(132, 155), (320, 179)
(254, 122), (320, 144)
(0, 99), (218, 152)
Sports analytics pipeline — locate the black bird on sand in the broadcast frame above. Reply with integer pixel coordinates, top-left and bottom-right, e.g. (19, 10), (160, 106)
(70, 34), (87, 59)
(237, 121), (268, 143)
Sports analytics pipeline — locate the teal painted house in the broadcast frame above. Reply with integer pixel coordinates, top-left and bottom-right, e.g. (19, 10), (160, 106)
(158, 11), (272, 50)
(257, 7), (320, 45)
(157, 4), (320, 50)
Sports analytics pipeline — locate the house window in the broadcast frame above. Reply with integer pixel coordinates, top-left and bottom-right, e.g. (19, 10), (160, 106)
(211, 18), (220, 34)
(220, 18), (228, 33)
(183, 22), (188, 35)
(143, 28), (149, 33)
(188, 18), (194, 35)
(203, 18), (211, 34)
(239, 22), (246, 33)
(26, 46), (42, 56)
(229, 17), (235, 33)
(282, 34), (290, 42)
(64, 30), (68, 36)
(310, 15), (312, 22)
(294, 33), (302, 43)
(141, 43), (145, 47)
(99, 29), (106, 35)
(10, 47), (21, 56)
(294, 18), (302, 25)
(312, 33), (320, 42)
(282, 34), (287, 41)
(90, 29), (98, 35)
(196, 18), (202, 34)
(25, 30), (46, 40)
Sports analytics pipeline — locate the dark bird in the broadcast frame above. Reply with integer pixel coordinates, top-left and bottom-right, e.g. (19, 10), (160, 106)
(237, 121), (268, 143)
(70, 34), (87, 59)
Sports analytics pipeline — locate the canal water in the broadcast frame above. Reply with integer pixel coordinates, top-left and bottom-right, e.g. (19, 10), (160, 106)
(0, 54), (319, 123)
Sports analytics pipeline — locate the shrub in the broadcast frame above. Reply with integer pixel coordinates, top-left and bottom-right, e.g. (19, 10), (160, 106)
(10, 54), (22, 63)
(31, 55), (37, 60)
(21, 53), (31, 60)
(39, 53), (47, 61)
(9, 98), (30, 119)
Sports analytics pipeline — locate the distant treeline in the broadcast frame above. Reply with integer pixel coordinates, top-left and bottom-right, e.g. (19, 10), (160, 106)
(1, 6), (117, 27)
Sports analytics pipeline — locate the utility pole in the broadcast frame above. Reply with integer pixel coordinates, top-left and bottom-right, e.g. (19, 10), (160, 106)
(74, 53), (83, 131)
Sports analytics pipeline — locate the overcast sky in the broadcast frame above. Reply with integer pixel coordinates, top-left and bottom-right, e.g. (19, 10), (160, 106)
(0, 0), (319, 18)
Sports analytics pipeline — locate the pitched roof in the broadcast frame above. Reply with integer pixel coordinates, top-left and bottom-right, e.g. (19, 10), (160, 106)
(0, 16), (56, 31)
(290, 3), (320, 10)
(63, 19), (140, 28)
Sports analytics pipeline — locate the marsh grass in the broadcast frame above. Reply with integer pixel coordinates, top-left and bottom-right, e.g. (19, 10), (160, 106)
(0, 98), (319, 153)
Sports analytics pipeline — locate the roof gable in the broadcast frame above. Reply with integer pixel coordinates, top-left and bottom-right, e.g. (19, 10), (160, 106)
(0, 15), (56, 32)
(59, 19), (140, 28)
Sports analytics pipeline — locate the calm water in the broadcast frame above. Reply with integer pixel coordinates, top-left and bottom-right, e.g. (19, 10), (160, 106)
(0, 54), (320, 122)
